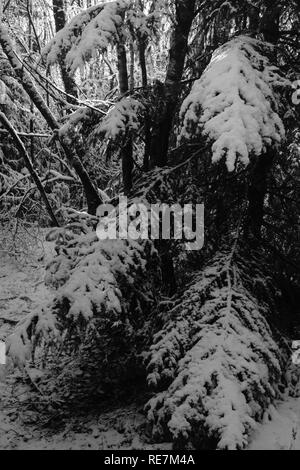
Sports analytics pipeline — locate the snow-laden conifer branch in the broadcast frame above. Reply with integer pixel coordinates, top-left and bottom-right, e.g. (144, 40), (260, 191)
(43, 0), (168, 74)
(180, 36), (289, 171)
(44, 1), (128, 74)
(6, 209), (160, 379)
(96, 97), (145, 140)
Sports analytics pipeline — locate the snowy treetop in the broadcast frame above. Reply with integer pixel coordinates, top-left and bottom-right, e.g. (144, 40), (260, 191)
(180, 36), (289, 171)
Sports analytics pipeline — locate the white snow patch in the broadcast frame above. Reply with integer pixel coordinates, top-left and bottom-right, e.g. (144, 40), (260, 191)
(180, 36), (288, 171)
(249, 397), (300, 450)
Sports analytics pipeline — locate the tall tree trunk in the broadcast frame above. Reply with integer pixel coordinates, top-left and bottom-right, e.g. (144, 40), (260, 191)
(0, 112), (59, 226)
(248, 4), (260, 33)
(0, 24), (101, 214)
(150, 0), (196, 168)
(117, 40), (133, 194)
(139, 38), (148, 87)
(117, 42), (129, 95)
(244, 1), (281, 239)
(27, 0), (35, 163)
(129, 42), (135, 92)
(260, 0), (281, 45)
(52, 0), (78, 104)
(245, 149), (274, 240)
(139, 38), (151, 171)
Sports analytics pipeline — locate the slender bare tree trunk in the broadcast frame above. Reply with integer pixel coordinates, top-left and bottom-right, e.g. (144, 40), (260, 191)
(0, 24), (101, 214)
(129, 42), (135, 92)
(117, 42), (129, 95)
(27, 0), (35, 163)
(139, 39), (148, 88)
(117, 38), (133, 195)
(0, 112), (59, 226)
(138, 37), (151, 171)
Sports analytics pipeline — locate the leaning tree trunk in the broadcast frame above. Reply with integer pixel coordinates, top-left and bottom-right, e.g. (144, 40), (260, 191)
(150, 0), (196, 168)
(52, 0), (78, 104)
(0, 112), (59, 226)
(0, 24), (102, 214)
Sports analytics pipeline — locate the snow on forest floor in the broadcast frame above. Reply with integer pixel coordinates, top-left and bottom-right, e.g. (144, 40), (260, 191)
(249, 398), (300, 450)
(0, 228), (299, 450)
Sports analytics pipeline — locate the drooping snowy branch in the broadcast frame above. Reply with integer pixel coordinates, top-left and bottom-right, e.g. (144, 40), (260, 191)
(44, 1), (128, 74)
(179, 36), (289, 171)
(43, 0), (169, 74)
(6, 210), (160, 375)
(96, 97), (145, 140)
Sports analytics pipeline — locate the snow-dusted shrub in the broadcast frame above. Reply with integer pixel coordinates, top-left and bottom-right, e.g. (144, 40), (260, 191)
(146, 249), (289, 449)
(180, 36), (289, 171)
(6, 209), (161, 395)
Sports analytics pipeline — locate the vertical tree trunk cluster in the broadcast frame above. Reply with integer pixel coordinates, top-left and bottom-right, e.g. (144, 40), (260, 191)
(150, 0), (196, 168)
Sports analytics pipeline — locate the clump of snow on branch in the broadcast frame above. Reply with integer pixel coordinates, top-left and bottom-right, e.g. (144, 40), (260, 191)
(58, 107), (96, 140)
(180, 36), (288, 171)
(43, 0), (169, 74)
(44, 1), (128, 74)
(97, 97), (145, 140)
(6, 309), (59, 370)
(146, 251), (289, 449)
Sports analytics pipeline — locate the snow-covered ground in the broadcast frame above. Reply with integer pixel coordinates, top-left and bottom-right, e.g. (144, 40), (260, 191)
(0, 229), (299, 450)
(249, 398), (300, 450)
